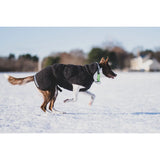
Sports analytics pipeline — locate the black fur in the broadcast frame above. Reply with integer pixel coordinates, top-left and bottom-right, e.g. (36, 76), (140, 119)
(35, 63), (99, 92)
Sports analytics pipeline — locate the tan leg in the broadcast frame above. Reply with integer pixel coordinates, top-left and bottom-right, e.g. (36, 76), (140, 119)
(48, 86), (65, 114)
(49, 87), (58, 111)
(41, 101), (48, 112)
(39, 90), (53, 112)
(49, 98), (54, 111)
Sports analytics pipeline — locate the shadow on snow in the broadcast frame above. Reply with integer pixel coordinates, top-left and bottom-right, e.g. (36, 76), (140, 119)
(132, 112), (160, 115)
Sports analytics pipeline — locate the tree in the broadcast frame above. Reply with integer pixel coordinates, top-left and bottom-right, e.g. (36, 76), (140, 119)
(108, 51), (118, 69)
(42, 56), (60, 68)
(88, 48), (105, 63)
(32, 55), (39, 62)
(87, 48), (118, 68)
(154, 51), (160, 62)
(139, 49), (154, 58)
(18, 53), (39, 62)
(19, 53), (31, 60)
(8, 53), (15, 60)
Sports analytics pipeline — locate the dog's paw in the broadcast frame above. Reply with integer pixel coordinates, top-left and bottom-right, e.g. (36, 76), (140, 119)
(88, 101), (93, 106)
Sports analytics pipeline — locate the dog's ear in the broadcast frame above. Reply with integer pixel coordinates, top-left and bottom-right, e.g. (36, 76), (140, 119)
(105, 57), (109, 64)
(100, 57), (106, 64)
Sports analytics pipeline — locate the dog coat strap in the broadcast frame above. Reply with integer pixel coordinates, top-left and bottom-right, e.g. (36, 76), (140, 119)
(34, 75), (39, 88)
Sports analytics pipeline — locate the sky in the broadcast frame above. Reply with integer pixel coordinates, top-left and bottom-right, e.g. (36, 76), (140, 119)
(1, 27), (160, 59)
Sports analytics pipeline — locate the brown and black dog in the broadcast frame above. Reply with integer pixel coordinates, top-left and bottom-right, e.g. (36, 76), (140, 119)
(5, 57), (117, 113)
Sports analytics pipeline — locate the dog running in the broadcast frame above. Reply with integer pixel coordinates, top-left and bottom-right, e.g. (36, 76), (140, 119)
(5, 57), (117, 113)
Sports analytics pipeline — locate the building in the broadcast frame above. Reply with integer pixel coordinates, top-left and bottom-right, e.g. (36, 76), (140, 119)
(130, 55), (160, 71)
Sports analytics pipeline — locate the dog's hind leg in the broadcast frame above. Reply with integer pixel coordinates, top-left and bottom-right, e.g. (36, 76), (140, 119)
(39, 90), (53, 112)
(49, 98), (54, 112)
(49, 87), (57, 111)
(41, 101), (48, 112)
(49, 87), (66, 114)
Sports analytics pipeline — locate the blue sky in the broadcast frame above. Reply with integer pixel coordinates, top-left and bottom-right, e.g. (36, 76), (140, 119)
(0, 27), (160, 59)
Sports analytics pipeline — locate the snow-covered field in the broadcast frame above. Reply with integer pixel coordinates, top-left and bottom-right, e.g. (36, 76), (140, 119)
(0, 72), (160, 133)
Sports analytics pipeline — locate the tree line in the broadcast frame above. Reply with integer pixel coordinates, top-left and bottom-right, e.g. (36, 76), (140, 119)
(42, 46), (133, 70)
(0, 46), (160, 72)
(0, 53), (39, 72)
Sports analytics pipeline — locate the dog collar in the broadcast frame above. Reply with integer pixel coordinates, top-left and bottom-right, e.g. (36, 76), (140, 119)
(96, 62), (101, 82)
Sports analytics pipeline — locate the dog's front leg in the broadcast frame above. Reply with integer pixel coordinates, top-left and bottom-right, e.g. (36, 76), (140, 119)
(64, 84), (81, 103)
(82, 91), (96, 106)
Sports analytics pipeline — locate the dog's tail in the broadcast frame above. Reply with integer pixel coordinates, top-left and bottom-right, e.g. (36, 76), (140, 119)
(4, 74), (34, 85)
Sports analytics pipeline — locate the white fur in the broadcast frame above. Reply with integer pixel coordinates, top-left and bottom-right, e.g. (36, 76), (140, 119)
(72, 84), (84, 101)
(64, 84), (84, 103)
(64, 84), (96, 105)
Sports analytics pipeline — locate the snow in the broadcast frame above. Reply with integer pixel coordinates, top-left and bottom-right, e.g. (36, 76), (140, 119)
(0, 72), (160, 133)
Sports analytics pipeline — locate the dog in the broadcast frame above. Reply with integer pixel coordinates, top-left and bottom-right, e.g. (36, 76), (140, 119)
(5, 57), (117, 113)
